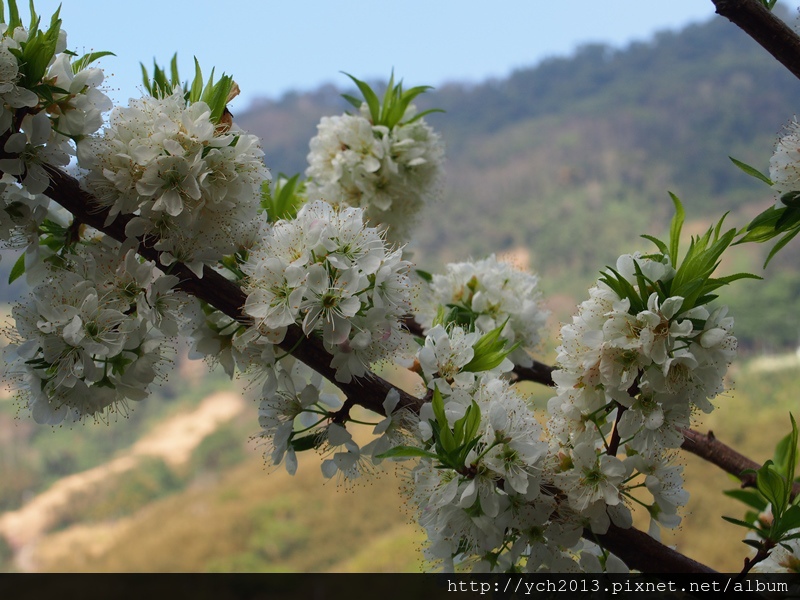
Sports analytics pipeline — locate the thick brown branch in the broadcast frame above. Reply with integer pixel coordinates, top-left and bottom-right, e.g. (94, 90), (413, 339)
(512, 361), (555, 387)
(681, 427), (800, 497)
(591, 523), (717, 573)
(712, 0), (800, 81)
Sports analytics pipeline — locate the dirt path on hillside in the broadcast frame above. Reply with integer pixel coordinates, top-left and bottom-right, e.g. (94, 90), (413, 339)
(0, 391), (246, 570)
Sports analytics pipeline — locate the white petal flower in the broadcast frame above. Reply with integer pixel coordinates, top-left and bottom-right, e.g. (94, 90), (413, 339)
(418, 255), (548, 367)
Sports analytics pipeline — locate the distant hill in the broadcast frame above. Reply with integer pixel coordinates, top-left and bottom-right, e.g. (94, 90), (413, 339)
(236, 13), (800, 350)
(4, 13), (799, 345)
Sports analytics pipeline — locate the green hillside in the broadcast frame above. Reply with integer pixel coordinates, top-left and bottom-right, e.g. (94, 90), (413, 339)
(3, 10), (800, 575)
(236, 13), (800, 350)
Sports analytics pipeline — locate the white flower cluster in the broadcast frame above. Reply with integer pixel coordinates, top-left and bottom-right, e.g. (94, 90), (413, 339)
(418, 323), (512, 392)
(242, 199), (414, 383)
(412, 377), (551, 565)
(4, 242), (191, 424)
(244, 200), (419, 479)
(770, 117), (800, 198)
(401, 323), (627, 571)
(0, 23), (111, 195)
(547, 252), (736, 537)
(305, 104), (444, 245)
(418, 254), (549, 368)
(81, 89), (269, 276)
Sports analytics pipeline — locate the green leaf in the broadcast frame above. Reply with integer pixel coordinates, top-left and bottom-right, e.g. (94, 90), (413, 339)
(632, 259), (657, 307)
(415, 269), (433, 284)
(463, 400), (481, 443)
(599, 267), (645, 314)
(640, 234), (668, 256)
(6, 0), (22, 31)
(290, 434), (319, 452)
(462, 320), (518, 373)
(405, 108), (446, 124)
(375, 446), (440, 461)
(8, 252), (25, 284)
(340, 71), (440, 129)
(721, 515), (761, 531)
(452, 401), (481, 451)
(737, 223), (782, 245)
(774, 504), (800, 536)
(452, 408), (468, 447)
(456, 436), (482, 466)
(341, 93), (363, 110)
(205, 73), (234, 123)
(341, 72), (380, 123)
(169, 54), (180, 89)
(764, 228), (800, 268)
(773, 420), (797, 474)
(17, 13), (62, 88)
(71, 51), (115, 74)
(786, 414), (798, 491)
(140, 62), (152, 95)
(723, 489), (768, 512)
(262, 173), (306, 223)
(781, 191), (800, 208)
(380, 70), (396, 124)
(775, 205), (800, 230)
(431, 386), (456, 452)
(729, 156), (773, 186)
(668, 192), (685, 266)
(704, 272), (762, 290)
(189, 57), (204, 103)
(755, 460), (789, 515)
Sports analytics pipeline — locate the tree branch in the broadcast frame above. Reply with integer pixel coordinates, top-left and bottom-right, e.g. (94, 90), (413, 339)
(711, 0), (800, 82)
(681, 427), (800, 497)
(592, 523), (717, 573)
(512, 361), (555, 387)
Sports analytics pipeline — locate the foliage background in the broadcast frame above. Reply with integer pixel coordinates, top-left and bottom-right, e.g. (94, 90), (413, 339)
(1, 10), (800, 572)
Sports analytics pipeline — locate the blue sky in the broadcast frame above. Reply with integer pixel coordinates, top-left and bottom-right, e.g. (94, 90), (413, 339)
(22, 1), (782, 110)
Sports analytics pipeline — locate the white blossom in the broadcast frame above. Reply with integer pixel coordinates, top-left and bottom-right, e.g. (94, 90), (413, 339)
(418, 254), (548, 367)
(305, 104), (444, 245)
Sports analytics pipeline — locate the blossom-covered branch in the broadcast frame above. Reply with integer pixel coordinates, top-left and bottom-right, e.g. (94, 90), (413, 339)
(40, 165), (423, 417)
(31, 163), (714, 573)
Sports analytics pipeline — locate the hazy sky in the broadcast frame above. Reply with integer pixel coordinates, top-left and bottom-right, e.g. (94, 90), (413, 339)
(22, 1), (791, 110)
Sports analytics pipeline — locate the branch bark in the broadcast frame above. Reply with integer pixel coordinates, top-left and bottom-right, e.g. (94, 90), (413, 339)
(681, 427), (800, 498)
(591, 523), (716, 573)
(711, 0), (800, 82)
